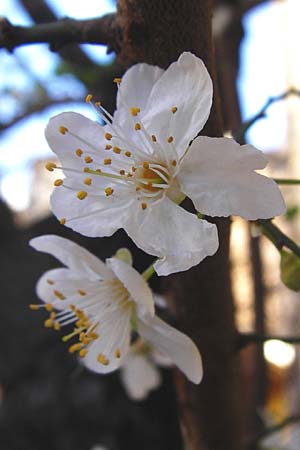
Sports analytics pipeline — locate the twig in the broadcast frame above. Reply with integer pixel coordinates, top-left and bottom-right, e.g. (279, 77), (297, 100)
(258, 219), (300, 257)
(233, 88), (300, 144)
(0, 14), (120, 53)
(248, 414), (300, 448)
(238, 332), (300, 349)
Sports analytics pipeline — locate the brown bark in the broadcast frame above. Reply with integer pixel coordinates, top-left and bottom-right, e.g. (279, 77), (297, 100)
(116, 1), (241, 450)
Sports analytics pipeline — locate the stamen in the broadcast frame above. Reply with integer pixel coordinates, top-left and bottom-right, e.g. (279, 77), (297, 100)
(105, 132), (112, 141)
(141, 202), (148, 210)
(119, 170), (125, 175)
(59, 126), (69, 135)
(79, 349), (88, 358)
(97, 353), (109, 365)
(54, 322), (61, 331)
(69, 343), (83, 354)
(77, 190), (88, 200)
(84, 156), (93, 164)
(29, 304), (39, 311)
(85, 94), (93, 103)
(105, 144), (112, 150)
(44, 318), (54, 328)
(45, 162), (57, 172)
(171, 106), (178, 113)
(113, 147), (121, 154)
(124, 151), (132, 158)
(78, 289), (86, 296)
(103, 158), (112, 165)
(114, 348), (121, 358)
(54, 290), (66, 300)
(134, 123), (141, 131)
(167, 136), (174, 143)
(84, 178), (92, 186)
(75, 148), (83, 157)
(47, 279), (54, 285)
(60, 218), (66, 225)
(171, 160), (177, 166)
(105, 187), (114, 196)
(113, 78), (122, 84)
(151, 135), (157, 142)
(54, 179), (63, 187)
(130, 107), (140, 116)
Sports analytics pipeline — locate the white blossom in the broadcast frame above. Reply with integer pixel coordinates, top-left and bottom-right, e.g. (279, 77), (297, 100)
(29, 235), (202, 383)
(45, 52), (286, 276)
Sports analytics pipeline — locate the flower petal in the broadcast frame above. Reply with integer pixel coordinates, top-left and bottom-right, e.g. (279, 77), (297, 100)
(30, 235), (113, 279)
(83, 308), (131, 374)
(120, 352), (161, 400)
(107, 257), (154, 317)
(137, 315), (203, 384)
(142, 52), (213, 159)
(45, 112), (106, 168)
(125, 197), (219, 276)
(178, 137), (286, 220)
(115, 62), (164, 122)
(50, 186), (134, 238)
(35, 267), (98, 311)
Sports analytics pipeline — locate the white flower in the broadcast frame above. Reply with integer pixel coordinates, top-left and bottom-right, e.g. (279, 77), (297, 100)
(120, 339), (172, 401)
(29, 235), (202, 383)
(45, 52), (285, 276)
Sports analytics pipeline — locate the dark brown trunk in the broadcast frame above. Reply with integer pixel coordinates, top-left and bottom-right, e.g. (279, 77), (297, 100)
(116, 1), (242, 449)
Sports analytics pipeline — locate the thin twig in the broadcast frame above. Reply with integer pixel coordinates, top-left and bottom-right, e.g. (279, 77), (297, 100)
(258, 219), (300, 257)
(0, 14), (120, 53)
(238, 332), (300, 349)
(248, 415), (300, 448)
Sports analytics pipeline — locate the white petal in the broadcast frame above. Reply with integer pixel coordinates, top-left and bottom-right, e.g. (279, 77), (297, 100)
(178, 137), (286, 220)
(50, 186), (134, 238)
(115, 62), (164, 122)
(45, 112), (106, 167)
(107, 257), (154, 317)
(30, 235), (113, 279)
(83, 308), (131, 374)
(35, 267), (97, 311)
(137, 315), (203, 384)
(120, 352), (161, 400)
(125, 197), (219, 276)
(142, 52), (213, 159)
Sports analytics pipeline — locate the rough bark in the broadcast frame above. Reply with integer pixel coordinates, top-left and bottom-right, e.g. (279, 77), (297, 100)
(116, 1), (241, 449)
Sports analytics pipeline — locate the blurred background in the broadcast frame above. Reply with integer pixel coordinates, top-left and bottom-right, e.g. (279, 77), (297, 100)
(0, 0), (300, 449)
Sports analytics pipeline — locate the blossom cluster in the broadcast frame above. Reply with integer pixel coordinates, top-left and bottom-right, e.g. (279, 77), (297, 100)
(30, 52), (285, 397)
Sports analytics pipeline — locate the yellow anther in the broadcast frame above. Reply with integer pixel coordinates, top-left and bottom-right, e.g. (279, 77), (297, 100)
(132, 166), (136, 172)
(103, 158), (112, 165)
(130, 107), (140, 116)
(171, 160), (177, 166)
(44, 319), (53, 328)
(54, 322), (61, 331)
(83, 167), (90, 173)
(54, 179), (63, 187)
(114, 348), (121, 359)
(84, 178), (92, 186)
(50, 311), (57, 319)
(105, 132), (112, 140)
(151, 134), (157, 142)
(113, 77), (122, 84)
(96, 169), (102, 173)
(113, 146), (121, 154)
(79, 332), (86, 342)
(105, 144), (112, 150)
(68, 343), (83, 354)
(95, 101), (101, 107)
(124, 151), (132, 158)
(135, 187), (141, 192)
(127, 173), (133, 178)
(59, 126), (69, 135)
(85, 94), (93, 103)
(79, 349), (88, 358)
(29, 304), (39, 311)
(171, 106), (178, 113)
(78, 289), (86, 296)
(141, 202), (148, 210)
(45, 162), (57, 172)
(45, 303), (53, 312)
(47, 279), (54, 285)
(60, 218), (66, 225)
(75, 148), (83, 157)
(77, 190), (88, 200)
(54, 290), (65, 300)
(105, 187), (114, 196)
(97, 353), (109, 366)
(167, 136), (174, 143)
(143, 162), (149, 169)
(84, 156), (93, 164)
(119, 170), (125, 175)
(134, 123), (141, 131)
(87, 332), (99, 340)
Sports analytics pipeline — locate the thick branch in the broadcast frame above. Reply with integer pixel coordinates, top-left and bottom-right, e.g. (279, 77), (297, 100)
(0, 14), (120, 52)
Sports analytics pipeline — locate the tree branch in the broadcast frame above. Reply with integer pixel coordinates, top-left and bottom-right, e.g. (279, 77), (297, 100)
(238, 332), (300, 349)
(258, 219), (300, 257)
(0, 14), (120, 53)
(248, 414), (300, 448)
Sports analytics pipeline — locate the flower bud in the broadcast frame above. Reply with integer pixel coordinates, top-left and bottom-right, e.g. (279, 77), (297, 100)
(280, 250), (300, 292)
